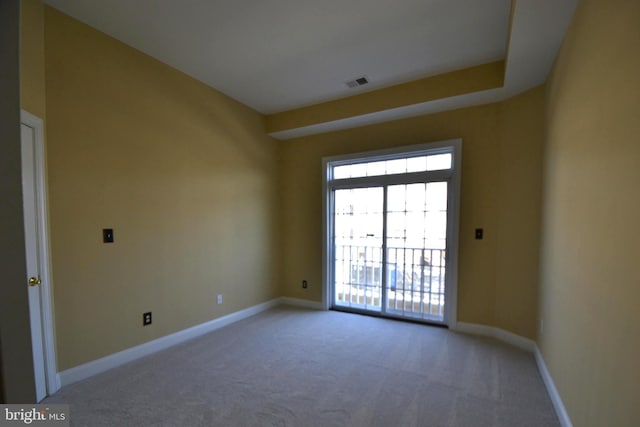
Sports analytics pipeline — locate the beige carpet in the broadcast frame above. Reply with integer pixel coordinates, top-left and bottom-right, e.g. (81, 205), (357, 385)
(45, 306), (559, 426)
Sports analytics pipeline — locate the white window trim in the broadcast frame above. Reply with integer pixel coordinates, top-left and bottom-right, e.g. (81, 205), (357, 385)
(322, 139), (462, 328)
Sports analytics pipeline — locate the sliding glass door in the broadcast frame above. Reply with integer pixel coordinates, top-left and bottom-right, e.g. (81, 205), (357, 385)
(325, 141), (460, 326)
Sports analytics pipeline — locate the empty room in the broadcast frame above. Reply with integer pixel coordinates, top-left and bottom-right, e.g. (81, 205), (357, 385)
(1, 0), (638, 425)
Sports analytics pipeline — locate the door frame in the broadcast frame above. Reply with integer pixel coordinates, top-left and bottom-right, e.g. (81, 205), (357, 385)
(322, 139), (462, 328)
(21, 110), (60, 396)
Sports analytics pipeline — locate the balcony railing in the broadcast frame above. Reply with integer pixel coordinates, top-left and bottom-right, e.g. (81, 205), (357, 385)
(334, 245), (446, 320)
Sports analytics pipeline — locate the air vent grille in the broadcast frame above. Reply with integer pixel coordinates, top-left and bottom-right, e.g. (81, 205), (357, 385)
(345, 76), (369, 88)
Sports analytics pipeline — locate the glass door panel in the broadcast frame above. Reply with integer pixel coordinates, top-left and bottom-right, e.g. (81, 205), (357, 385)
(333, 187), (383, 312)
(385, 182), (448, 321)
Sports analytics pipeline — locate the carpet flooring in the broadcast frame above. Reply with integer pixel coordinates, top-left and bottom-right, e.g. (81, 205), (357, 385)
(44, 306), (559, 426)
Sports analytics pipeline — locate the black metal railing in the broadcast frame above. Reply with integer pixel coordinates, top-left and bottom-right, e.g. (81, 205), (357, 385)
(334, 244), (446, 318)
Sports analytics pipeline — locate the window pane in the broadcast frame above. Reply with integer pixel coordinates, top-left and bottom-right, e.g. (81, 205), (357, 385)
(426, 182), (448, 212)
(333, 151), (452, 180)
(381, 154), (452, 174)
(386, 212), (406, 239)
(405, 183), (426, 212)
(425, 212), (447, 240)
(333, 165), (351, 179)
(366, 160), (386, 176)
(405, 212), (425, 248)
(426, 153), (452, 171)
(406, 156), (427, 172)
(386, 185), (406, 212)
(350, 163), (367, 178)
(385, 158), (407, 174)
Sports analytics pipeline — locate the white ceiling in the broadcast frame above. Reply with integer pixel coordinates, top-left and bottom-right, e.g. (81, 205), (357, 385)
(268, 0), (579, 139)
(42, 0), (512, 114)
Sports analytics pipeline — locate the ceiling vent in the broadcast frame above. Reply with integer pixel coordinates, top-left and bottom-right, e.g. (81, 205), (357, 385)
(345, 76), (369, 88)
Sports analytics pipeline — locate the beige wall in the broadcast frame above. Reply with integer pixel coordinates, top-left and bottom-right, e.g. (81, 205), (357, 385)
(20, 0), (46, 118)
(539, 0), (640, 425)
(495, 86), (545, 338)
(44, 7), (280, 370)
(279, 86), (545, 338)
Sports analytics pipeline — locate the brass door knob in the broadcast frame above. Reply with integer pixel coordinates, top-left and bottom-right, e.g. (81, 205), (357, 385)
(28, 276), (42, 286)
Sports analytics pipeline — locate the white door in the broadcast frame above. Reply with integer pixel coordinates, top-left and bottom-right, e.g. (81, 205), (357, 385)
(20, 112), (56, 402)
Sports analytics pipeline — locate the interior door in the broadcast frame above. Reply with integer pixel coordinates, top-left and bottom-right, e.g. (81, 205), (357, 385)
(21, 122), (47, 402)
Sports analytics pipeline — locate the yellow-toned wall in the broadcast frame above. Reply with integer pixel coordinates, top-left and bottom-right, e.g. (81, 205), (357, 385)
(495, 86), (544, 338)
(539, 0), (640, 425)
(20, 0), (46, 118)
(44, 7), (280, 370)
(279, 87), (544, 337)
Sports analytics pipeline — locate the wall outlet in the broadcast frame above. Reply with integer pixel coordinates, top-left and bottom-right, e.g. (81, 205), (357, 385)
(302, 280), (308, 289)
(217, 294), (223, 305)
(143, 312), (152, 326)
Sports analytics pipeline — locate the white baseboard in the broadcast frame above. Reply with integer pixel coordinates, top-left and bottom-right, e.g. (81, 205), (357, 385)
(58, 298), (281, 387)
(454, 322), (572, 426)
(54, 374), (61, 394)
(534, 345), (573, 427)
(454, 322), (536, 352)
(279, 296), (325, 310)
